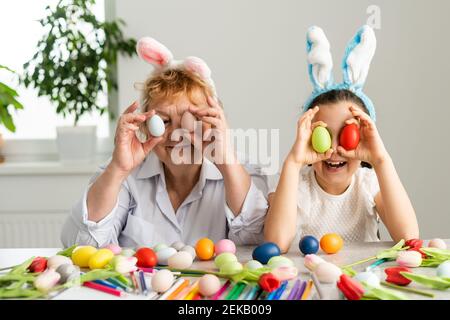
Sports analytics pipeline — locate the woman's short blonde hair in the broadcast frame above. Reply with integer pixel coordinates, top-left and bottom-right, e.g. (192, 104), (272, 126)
(142, 68), (215, 111)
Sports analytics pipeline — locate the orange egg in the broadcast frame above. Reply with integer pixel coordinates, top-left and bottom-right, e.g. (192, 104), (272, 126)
(195, 238), (215, 260)
(320, 233), (344, 254)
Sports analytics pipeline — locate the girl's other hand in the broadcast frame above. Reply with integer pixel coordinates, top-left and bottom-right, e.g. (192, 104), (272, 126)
(287, 106), (334, 168)
(337, 105), (389, 167)
(110, 101), (163, 176)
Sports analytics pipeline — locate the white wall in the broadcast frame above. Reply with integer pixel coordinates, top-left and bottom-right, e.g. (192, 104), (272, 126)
(116, 0), (450, 239)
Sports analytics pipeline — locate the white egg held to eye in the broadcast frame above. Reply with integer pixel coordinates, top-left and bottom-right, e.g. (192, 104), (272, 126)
(148, 115), (165, 137)
(151, 270), (174, 293)
(181, 111), (196, 133)
(168, 251), (193, 269)
(198, 274), (221, 297)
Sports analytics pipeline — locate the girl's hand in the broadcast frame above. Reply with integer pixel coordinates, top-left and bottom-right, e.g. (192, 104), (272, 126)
(110, 102), (163, 176)
(337, 105), (389, 166)
(189, 96), (236, 165)
(287, 106), (334, 168)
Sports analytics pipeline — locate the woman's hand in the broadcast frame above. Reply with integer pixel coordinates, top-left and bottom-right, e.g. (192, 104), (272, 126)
(337, 105), (389, 167)
(110, 102), (163, 176)
(188, 96), (236, 165)
(286, 106), (334, 168)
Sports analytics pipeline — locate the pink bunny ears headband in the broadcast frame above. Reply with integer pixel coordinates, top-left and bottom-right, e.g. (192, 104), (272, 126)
(136, 37), (217, 99)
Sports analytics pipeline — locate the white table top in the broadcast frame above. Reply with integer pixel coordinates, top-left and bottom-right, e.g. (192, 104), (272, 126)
(1, 240), (449, 300)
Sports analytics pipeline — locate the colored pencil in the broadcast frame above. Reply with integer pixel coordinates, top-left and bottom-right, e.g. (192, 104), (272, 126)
(245, 286), (259, 300)
(107, 277), (130, 292)
(287, 279), (301, 300)
(310, 273), (325, 300)
(301, 280), (313, 300)
(193, 292), (202, 300)
(130, 271), (139, 292)
(139, 270), (148, 295)
(158, 278), (187, 300)
(115, 274), (132, 287)
(229, 283), (246, 300)
(167, 279), (190, 300)
(83, 281), (125, 297)
(295, 281), (307, 300)
(177, 280), (198, 300)
(211, 280), (231, 300)
(273, 281), (288, 300)
(239, 284), (253, 300)
(184, 281), (200, 300)
(225, 283), (239, 300)
(93, 279), (121, 290)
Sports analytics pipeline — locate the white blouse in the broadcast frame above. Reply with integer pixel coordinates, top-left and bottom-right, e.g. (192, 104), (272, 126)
(268, 166), (381, 244)
(61, 153), (270, 248)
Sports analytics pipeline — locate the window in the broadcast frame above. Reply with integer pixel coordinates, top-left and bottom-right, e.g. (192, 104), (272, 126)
(0, 0), (109, 140)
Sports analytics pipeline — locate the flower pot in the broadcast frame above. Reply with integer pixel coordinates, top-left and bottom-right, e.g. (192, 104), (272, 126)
(56, 125), (96, 163)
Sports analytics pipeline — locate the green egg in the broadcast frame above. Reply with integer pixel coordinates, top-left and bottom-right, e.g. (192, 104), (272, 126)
(153, 243), (168, 252)
(220, 261), (243, 275)
(311, 126), (332, 153)
(214, 253), (238, 268)
(267, 256), (294, 269)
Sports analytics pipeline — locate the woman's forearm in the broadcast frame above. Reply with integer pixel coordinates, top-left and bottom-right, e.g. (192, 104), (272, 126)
(217, 160), (251, 215)
(87, 163), (128, 222)
(373, 156), (419, 241)
(264, 159), (301, 252)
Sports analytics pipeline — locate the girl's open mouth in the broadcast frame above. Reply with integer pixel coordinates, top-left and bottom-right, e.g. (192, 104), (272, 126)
(323, 160), (347, 172)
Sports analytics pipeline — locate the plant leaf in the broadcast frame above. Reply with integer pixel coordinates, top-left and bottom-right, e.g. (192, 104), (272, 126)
(56, 244), (77, 257)
(400, 272), (450, 290)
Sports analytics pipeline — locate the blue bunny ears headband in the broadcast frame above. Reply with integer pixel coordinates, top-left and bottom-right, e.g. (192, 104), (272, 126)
(303, 25), (377, 121)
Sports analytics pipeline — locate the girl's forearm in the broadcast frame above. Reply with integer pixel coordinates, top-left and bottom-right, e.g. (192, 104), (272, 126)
(264, 158), (302, 252)
(373, 156), (419, 241)
(216, 160), (251, 216)
(87, 163), (128, 222)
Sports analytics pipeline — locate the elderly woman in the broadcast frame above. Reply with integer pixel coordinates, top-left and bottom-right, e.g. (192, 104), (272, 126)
(61, 38), (268, 248)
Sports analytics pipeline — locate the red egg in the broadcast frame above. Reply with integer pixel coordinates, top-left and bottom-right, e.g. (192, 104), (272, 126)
(339, 124), (360, 150)
(135, 247), (157, 268)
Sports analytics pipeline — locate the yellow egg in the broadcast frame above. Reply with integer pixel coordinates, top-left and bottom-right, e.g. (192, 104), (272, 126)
(88, 249), (114, 269)
(71, 246), (98, 268)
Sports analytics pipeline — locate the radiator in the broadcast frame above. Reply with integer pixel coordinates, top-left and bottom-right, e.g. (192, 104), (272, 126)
(0, 213), (67, 248)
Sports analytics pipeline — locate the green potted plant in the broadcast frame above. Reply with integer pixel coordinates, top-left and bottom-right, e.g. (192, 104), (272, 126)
(22, 0), (136, 163)
(0, 65), (24, 163)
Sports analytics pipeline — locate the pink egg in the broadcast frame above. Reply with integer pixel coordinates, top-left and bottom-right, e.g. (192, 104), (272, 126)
(214, 239), (236, 255)
(103, 244), (122, 255)
(428, 238), (447, 249)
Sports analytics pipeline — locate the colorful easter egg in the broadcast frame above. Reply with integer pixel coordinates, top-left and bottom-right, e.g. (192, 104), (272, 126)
(88, 248), (114, 269)
(267, 256), (294, 269)
(437, 261), (450, 278)
(168, 251), (193, 269)
(103, 244), (122, 255)
(156, 247), (177, 266)
(135, 247), (157, 268)
(220, 261), (243, 275)
(195, 238), (215, 260)
(354, 271), (380, 288)
(214, 253), (238, 268)
(299, 235), (319, 255)
(151, 270), (174, 293)
(312, 126), (332, 153)
(339, 123), (360, 150)
(198, 274), (221, 297)
(153, 243), (168, 252)
(214, 239), (236, 255)
(252, 242), (281, 264)
(320, 233), (344, 254)
(180, 245), (196, 259)
(245, 260), (264, 270)
(428, 238), (447, 249)
(171, 241), (185, 251)
(71, 246), (97, 268)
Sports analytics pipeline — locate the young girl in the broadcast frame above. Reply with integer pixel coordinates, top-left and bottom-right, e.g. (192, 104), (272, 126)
(264, 25), (419, 252)
(61, 37), (268, 248)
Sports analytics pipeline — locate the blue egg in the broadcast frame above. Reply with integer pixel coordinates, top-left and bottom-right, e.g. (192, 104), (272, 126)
(252, 242), (281, 264)
(299, 235), (319, 255)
